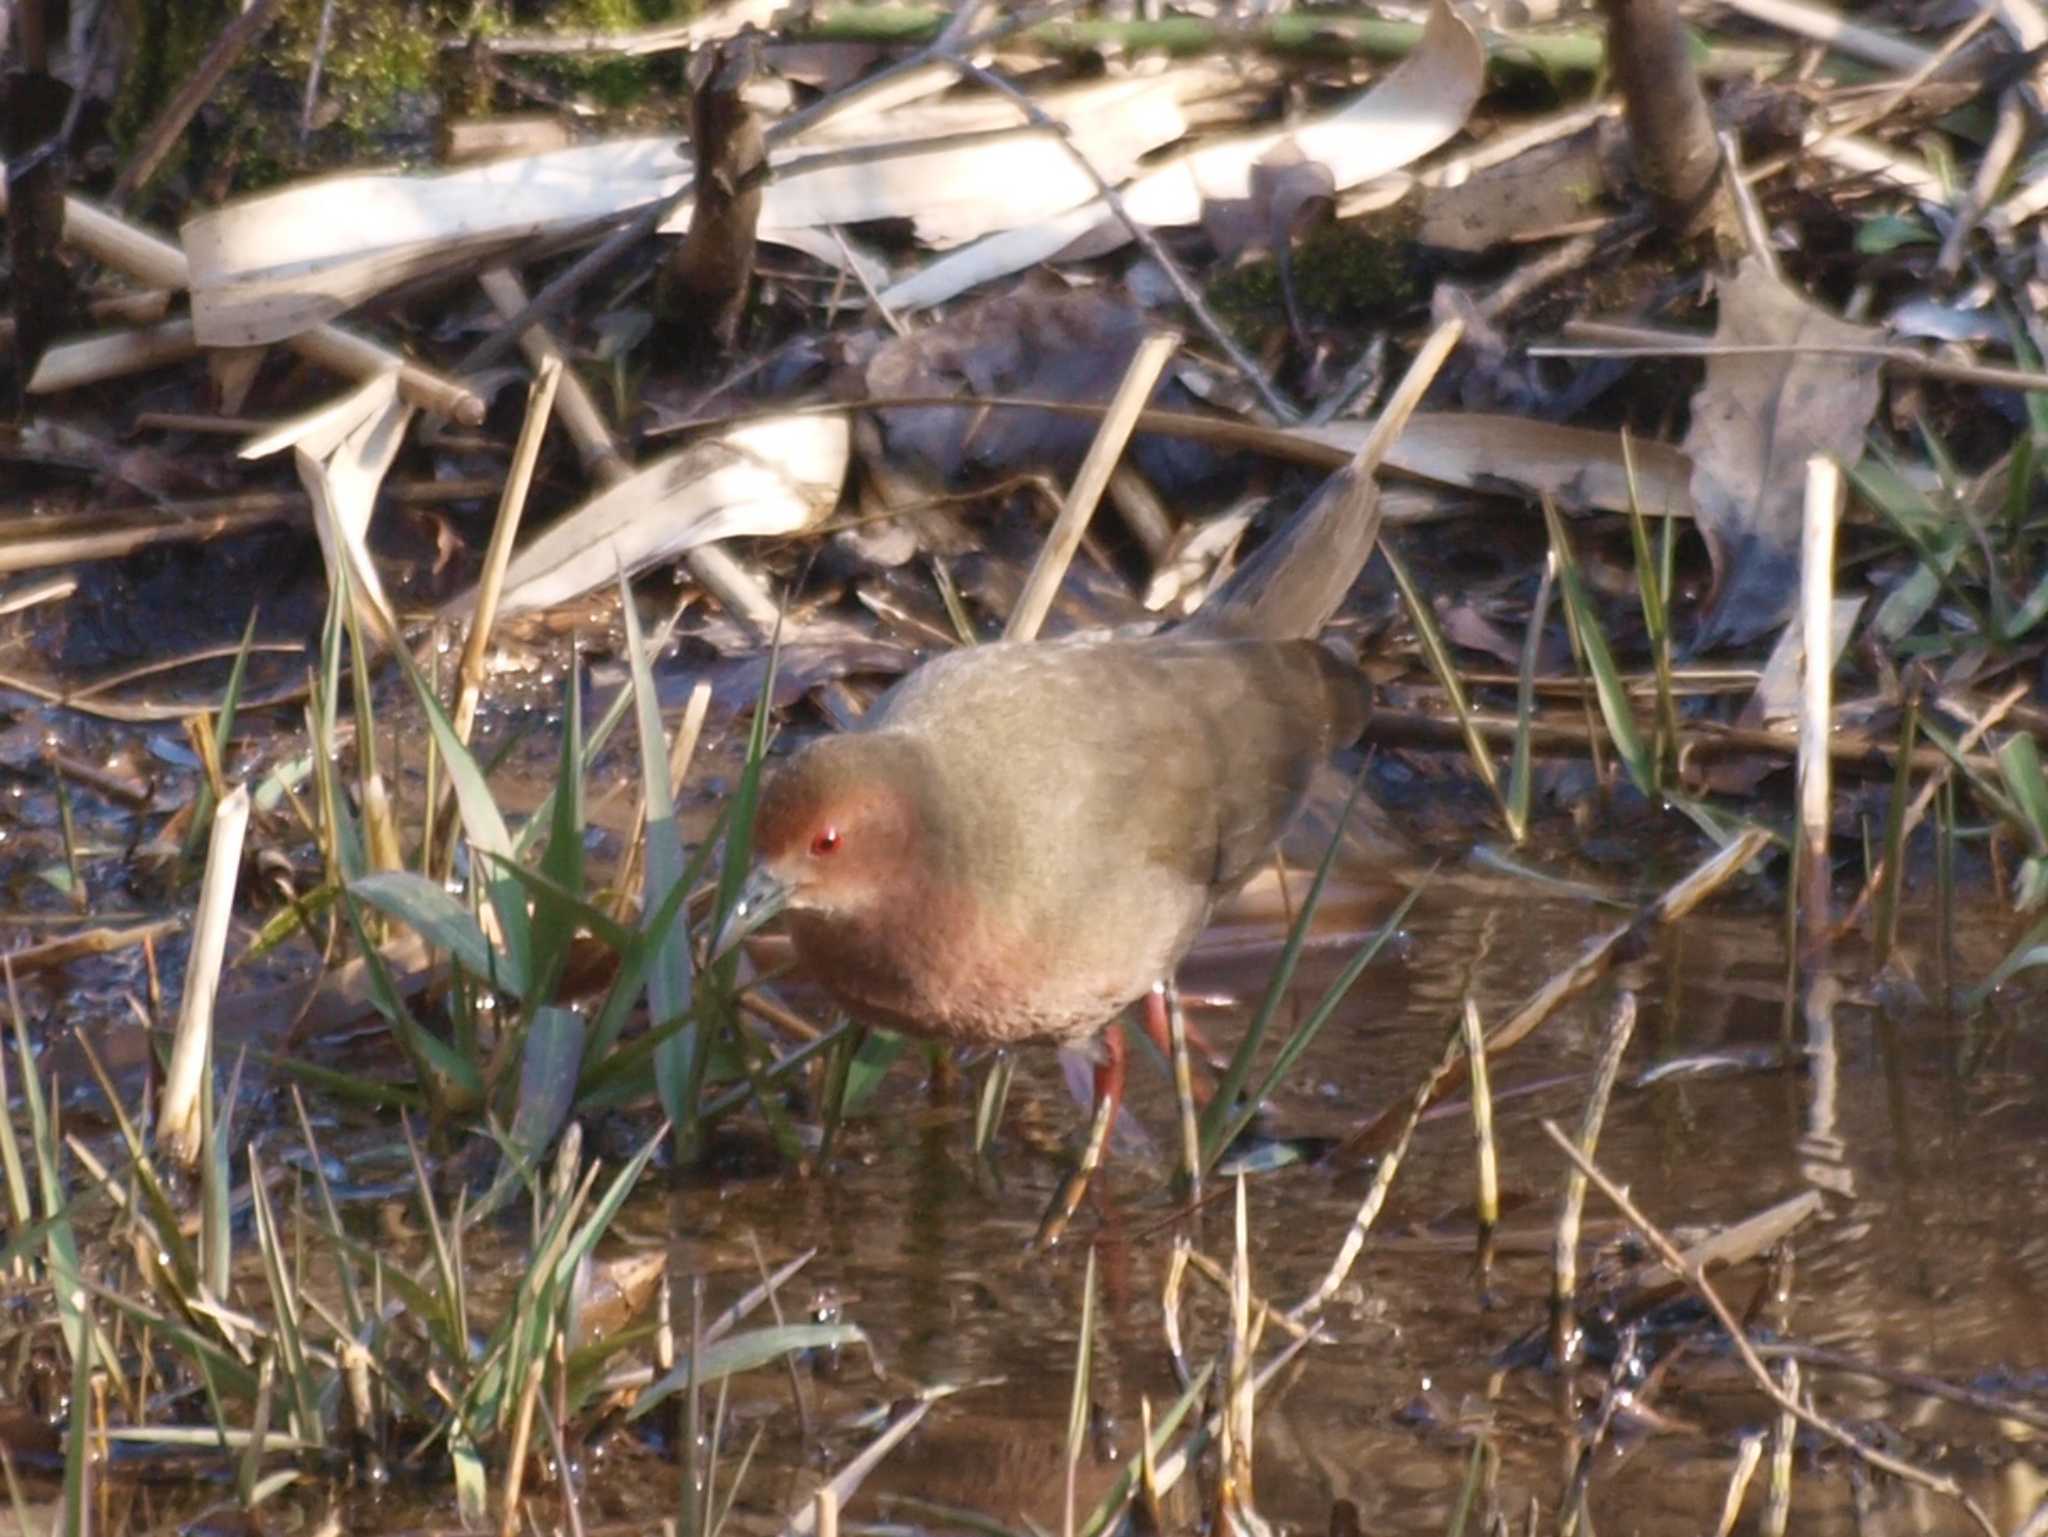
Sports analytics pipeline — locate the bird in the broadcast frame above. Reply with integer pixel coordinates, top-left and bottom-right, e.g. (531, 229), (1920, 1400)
(717, 325), (1453, 1238)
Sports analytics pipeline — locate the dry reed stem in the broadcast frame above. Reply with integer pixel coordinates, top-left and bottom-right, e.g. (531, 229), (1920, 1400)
(1552, 319), (2048, 398)
(1754, 1341), (2048, 1433)
(1164, 985), (1203, 1206)
(1364, 705), (1979, 780)
(1539, 1120), (2000, 1536)
(1610, 1189), (1823, 1295)
(1342, 827), (1767, 1160)
(26, 319), (200, 393)
(1179, 1249), (1314, 1343)
(0, 918), (182, 975)
(615, 678), (713, 923)
(1836, 679), (2028, 937)
(1550, 991), (1637, 1372)
(0, 169), (484, 421)
(499, 1357), (545, 1537)
(1712, 1433), (1765, 1537)
(1220, 1175), (1259, 1530)
(1290, 1020), (1467, 1322)
(455, 357), (564, 748)
(1162, 1237), (1194, 1389)
(943, 55), (1299, 424)
(158, 783), (249, 1167)
(1797, 455), (1841, 954)
(1007, 330), (1179, 642)
(111, 0), (290, 204)
(1762, 1354), (1796, 1537)
(1461, 997), (1498, 1290)
(476, 268), (781, 636)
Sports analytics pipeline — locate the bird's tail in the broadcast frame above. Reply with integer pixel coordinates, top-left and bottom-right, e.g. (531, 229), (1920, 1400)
(1192, 457), (1387, 642)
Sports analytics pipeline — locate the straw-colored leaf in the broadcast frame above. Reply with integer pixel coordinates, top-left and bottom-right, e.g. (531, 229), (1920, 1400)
(241, 372), (414, 633)
(1299, 412), (1695, 521)
(883, 0), (1481, 308)
(466, 414), (847, 620)
(159, 783), (250, 1167)
(186, 70), (1212, 345)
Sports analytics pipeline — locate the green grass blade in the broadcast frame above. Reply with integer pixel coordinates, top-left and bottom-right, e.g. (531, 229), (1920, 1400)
(0, 1021), (28, 1265)
(722, 1016), (811, 1168)
(288, 1088), (366, 1336)
(482, 858), (639, 956)
(581, 826), (721, 1073)
(1965, 913), (2048, 1006)
(688, 625), (784, 1162)
(1507, 559), (1555, 844)
(11, 1002), (83, 1361)
(200, 1044), (232, 1298)
(60, 1288), (93, 1537)
(1621, 434), (1680, 783)
(350, 871), (527, 996)
(336, 885), (485, 1109)
(1996, 732), (2048, 853)
(1075, 1363), (1215, 1537)
(838, 1027), (902, 1120)
(1845, 454), (1986, 639)
(527, 653), (587, 1007)
(630, 1323), (868, 1420)
(64, 1032), (206, 1292)
(509, 1005), (587, 1165)
(1063, 1247), (1097, 1537)
(1197, 781), (1363, 1165)
(620, 576), (701, 1155)
(1917, 716), (2023, 828)
(1872, 692), (1919, 965)
(262, 1050), (428, 1109)
(83, 1276), (260, 1399)
(1204, 876), (1430, 1164)
(1543, 499), (1654, 797)
(401, 1113), (469, 1359)
(508, 652), (651, 861)
(248, 1147), (325, 1447)
(384, 629), (534, 983)
(1380, 541), (1510, 822)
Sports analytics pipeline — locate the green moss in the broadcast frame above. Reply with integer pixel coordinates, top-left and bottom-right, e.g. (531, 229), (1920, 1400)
(108, 0), (703, 202)
(1207, 212), (1423, 342)
(109, 0), (242, 155)
(307, 1), (445, 141)
(527, 0), (695, 109)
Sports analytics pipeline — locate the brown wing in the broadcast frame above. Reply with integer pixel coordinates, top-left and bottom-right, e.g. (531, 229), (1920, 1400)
(872, 634), (1364, 914)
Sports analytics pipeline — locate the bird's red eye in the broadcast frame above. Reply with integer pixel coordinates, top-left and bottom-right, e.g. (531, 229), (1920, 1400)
(809, 827), (842, 857)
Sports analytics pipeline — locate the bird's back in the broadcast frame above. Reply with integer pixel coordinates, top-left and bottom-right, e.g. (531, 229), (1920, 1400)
(850, 632), (1364, 1039)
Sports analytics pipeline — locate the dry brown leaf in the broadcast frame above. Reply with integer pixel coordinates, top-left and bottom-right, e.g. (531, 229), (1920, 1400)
(1683, 259), (1881, 649)
(1300, 413), (1695, 519)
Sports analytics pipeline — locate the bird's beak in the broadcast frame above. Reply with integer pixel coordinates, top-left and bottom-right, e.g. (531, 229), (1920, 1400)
(710, 863), (794, 963)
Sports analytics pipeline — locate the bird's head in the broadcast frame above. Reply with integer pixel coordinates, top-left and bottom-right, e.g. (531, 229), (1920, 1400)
(713, 732), (935, 956)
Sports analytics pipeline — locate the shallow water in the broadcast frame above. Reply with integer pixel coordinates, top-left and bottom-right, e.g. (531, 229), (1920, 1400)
(595, 870), (2048, 1536)
(12, 695), (2048, 1535)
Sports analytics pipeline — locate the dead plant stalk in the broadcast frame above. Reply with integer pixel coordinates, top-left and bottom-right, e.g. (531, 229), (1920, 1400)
(1538, 1120), (1999, 1537)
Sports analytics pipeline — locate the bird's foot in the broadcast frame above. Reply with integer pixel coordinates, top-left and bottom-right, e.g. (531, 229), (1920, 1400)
(1034, 1024), (1126, 1249)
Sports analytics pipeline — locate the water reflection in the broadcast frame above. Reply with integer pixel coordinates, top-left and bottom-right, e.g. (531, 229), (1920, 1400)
(654, 878), (2048, 1535)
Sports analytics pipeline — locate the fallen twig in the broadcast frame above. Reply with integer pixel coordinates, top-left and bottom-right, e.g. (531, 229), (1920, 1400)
(1541, 1120), (1999, 1537)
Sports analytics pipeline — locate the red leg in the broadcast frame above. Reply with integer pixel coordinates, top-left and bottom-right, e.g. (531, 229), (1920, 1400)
(1035, 1028), (1125, 1248)
(1141, 982), (1215, 1109)
(1095, 1019), (1129, 1126)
